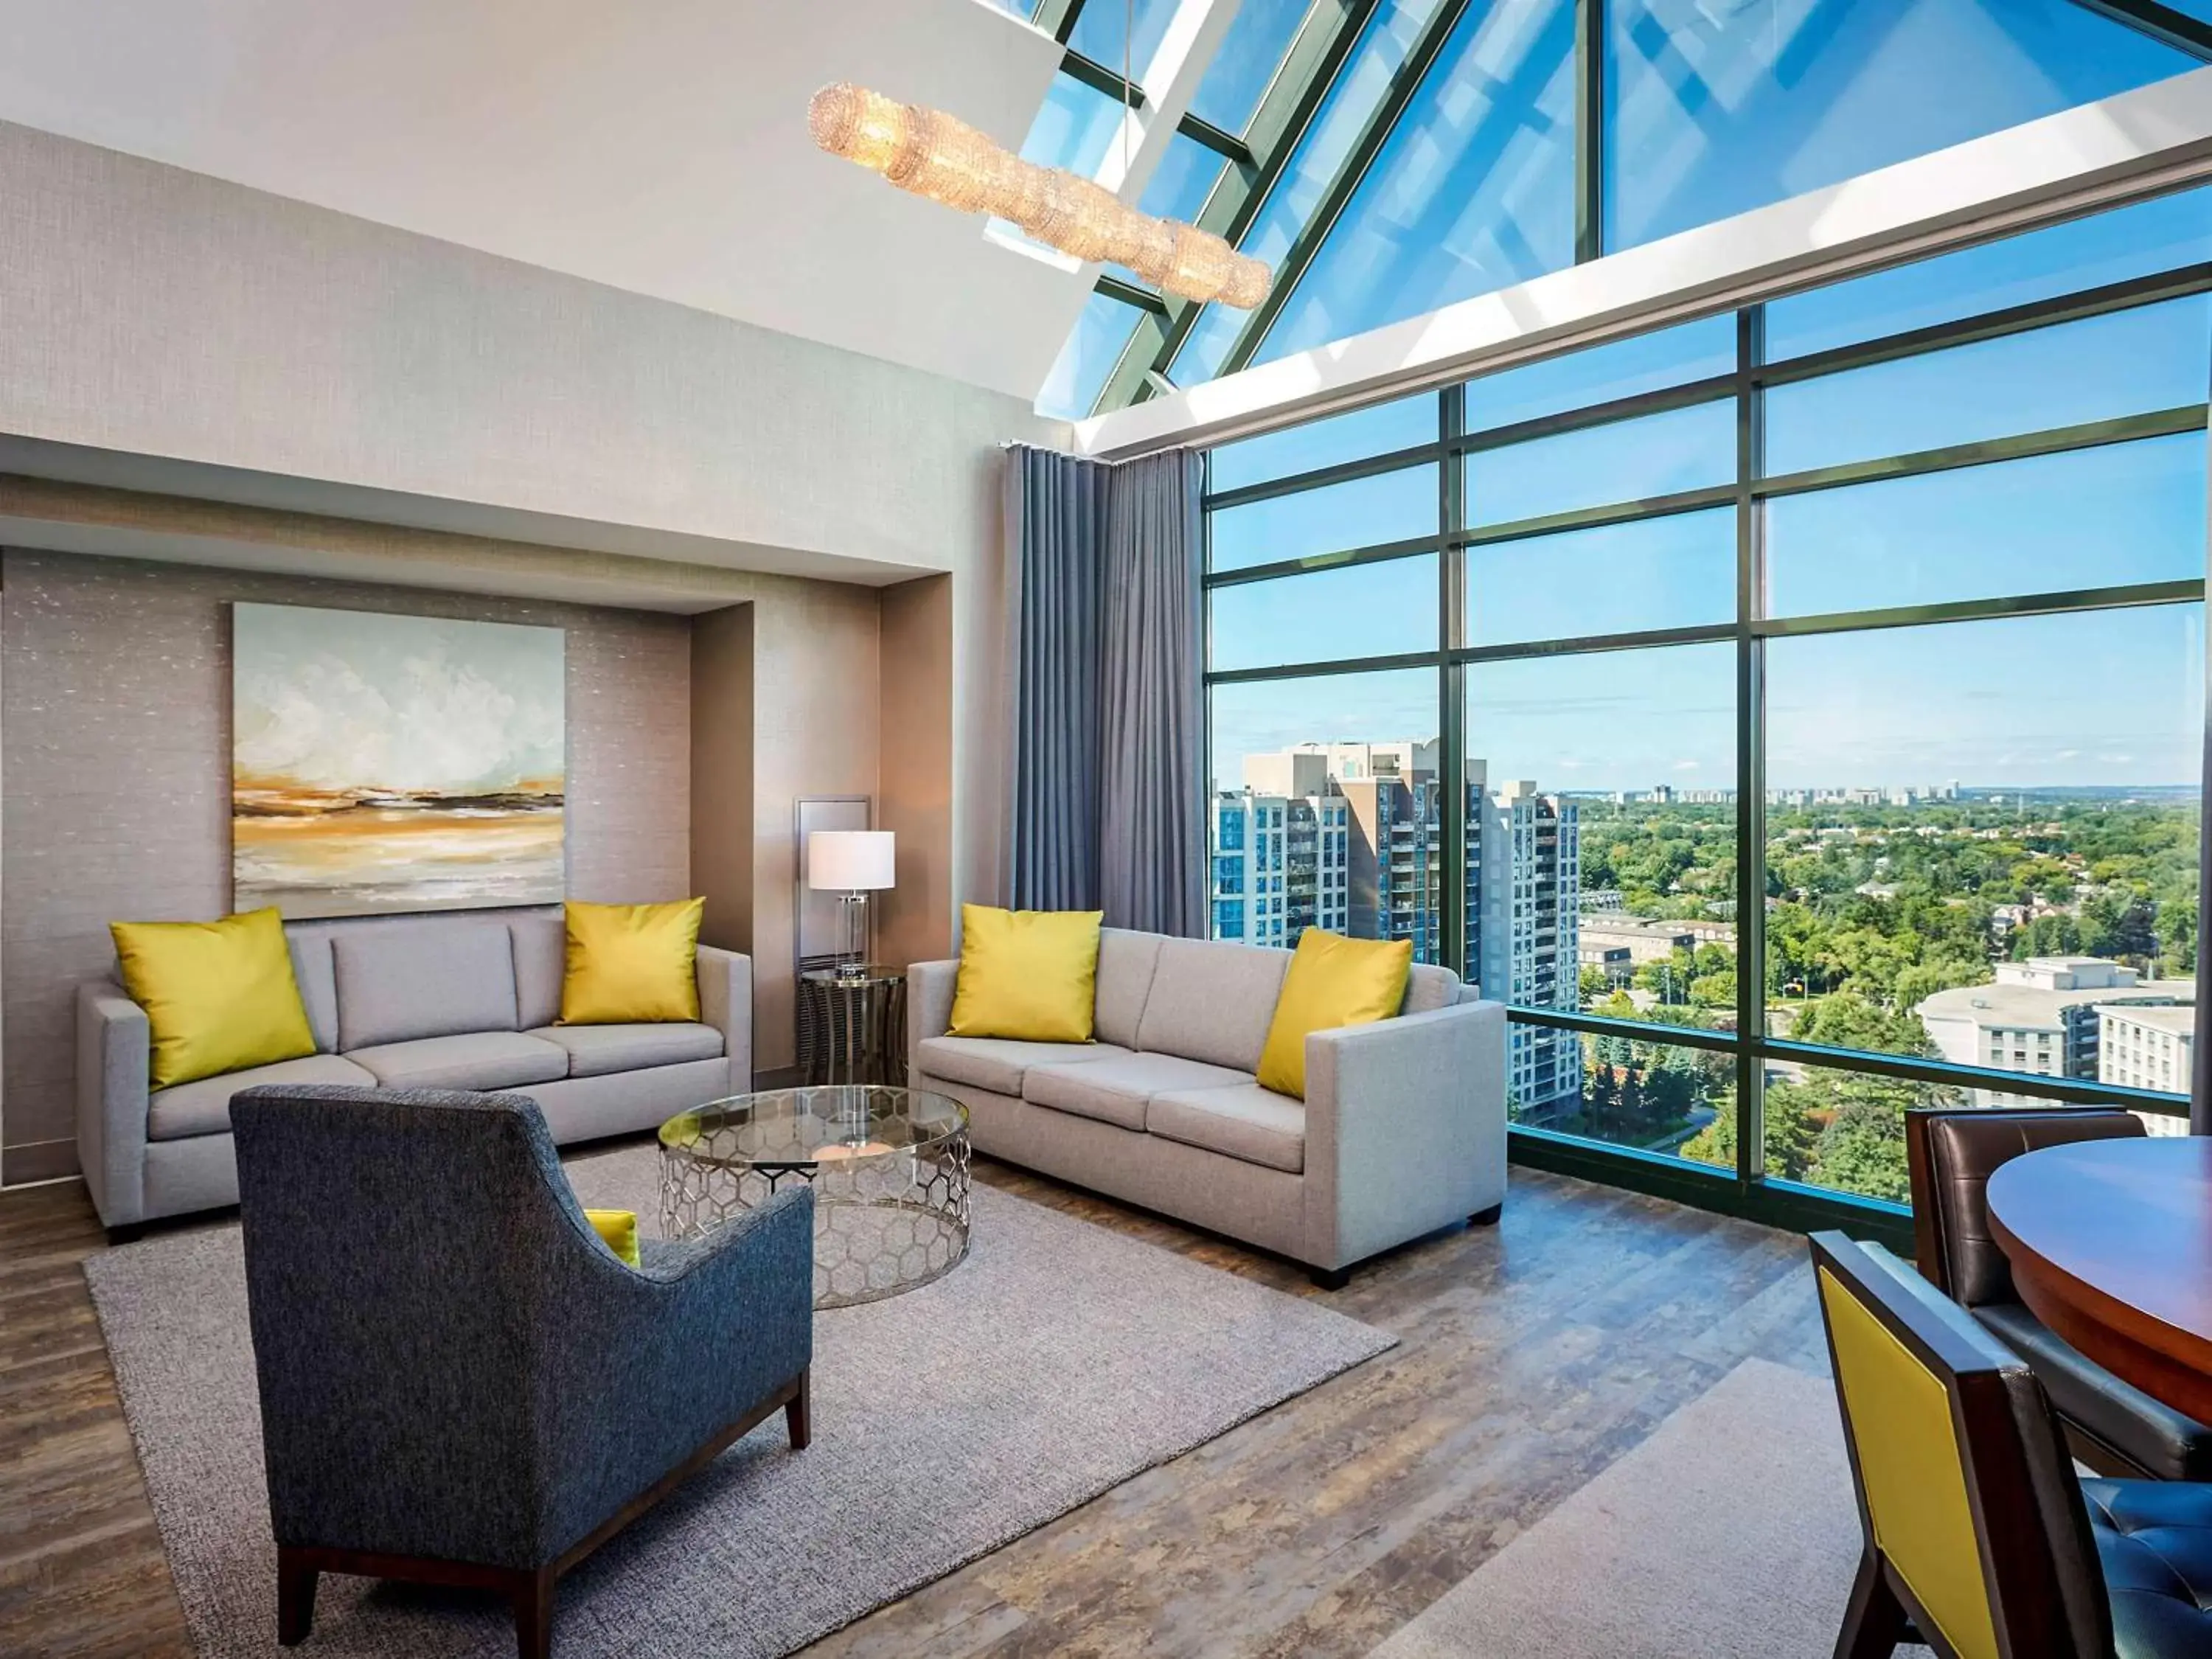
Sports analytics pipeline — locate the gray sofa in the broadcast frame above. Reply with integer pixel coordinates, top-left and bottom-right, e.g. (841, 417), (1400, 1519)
(910, 928), (1506, 1286)
(78, 910), (751, 1232)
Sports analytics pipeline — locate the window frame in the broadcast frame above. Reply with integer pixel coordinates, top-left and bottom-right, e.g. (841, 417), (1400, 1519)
(1200, 204), (2211, 1242)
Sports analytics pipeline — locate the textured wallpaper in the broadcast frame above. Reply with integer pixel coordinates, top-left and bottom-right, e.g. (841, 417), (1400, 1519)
(0, 549), (691, 1182)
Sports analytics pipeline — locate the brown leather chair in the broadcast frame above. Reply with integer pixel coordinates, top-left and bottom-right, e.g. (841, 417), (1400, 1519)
(1813, 1230), (2212, 1659)
(1905, 1107), (2212, 1481)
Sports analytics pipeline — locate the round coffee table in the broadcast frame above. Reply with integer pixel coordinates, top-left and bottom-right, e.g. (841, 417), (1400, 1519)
(658, 1085), (970, 1308)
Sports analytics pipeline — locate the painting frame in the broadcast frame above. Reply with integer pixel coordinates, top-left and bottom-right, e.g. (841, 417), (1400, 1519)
(230, 602), (567, 919)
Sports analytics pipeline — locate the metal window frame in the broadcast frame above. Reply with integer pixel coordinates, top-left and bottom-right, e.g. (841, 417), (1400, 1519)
(1197, 234), (2211, 1235)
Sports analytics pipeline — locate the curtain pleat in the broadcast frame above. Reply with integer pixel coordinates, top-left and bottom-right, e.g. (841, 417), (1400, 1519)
(1001, 444), (1205, 935)
(1099, 451), (1205, 936)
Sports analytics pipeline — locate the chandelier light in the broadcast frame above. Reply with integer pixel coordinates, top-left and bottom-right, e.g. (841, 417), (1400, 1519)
(808, 83), (1270, 310)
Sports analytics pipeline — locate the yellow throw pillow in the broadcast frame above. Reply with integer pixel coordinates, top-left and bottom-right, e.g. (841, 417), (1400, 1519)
(584, 1208), (641, 1268)
(110, 908), (319, 1091)
(560, 898), (704, 1025)
(947, 904), (1102, 1043)
(1256, 930), (1414, 1101)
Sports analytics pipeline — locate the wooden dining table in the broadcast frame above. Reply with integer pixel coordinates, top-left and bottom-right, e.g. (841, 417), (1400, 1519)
(1986, 1135), (2212, 1424)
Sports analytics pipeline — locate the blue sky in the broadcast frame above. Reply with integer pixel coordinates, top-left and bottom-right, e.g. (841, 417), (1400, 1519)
(1208, 187), (2212, 797)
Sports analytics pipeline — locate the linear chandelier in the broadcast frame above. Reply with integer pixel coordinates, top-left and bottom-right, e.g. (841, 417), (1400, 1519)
(808, 83), (1270, 309)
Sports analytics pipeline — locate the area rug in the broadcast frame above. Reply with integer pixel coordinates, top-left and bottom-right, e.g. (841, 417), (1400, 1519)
(1368, 1358), (1865, 1658)
(85, 1144), (1397, 1658)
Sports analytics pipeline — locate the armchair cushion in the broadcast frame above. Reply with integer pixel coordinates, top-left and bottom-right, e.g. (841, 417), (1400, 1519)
(1975, 1301), (2212, 1481)
(147, 1052), (377, 1142)
(1148, 1083), (1306, 1174)
(1023, 1051), (1251, 1133)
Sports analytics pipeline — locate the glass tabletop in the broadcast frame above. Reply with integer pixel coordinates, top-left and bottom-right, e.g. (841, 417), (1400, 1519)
(660, 1085), (967, 1171)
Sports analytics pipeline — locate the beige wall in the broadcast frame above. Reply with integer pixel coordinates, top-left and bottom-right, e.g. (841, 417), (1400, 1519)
(0, 120), (1042, 1175)
(878, 574), (956, 971)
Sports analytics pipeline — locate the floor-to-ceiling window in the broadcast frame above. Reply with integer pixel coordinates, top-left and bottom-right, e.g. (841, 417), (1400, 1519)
(1202, 183), (2211, 1228)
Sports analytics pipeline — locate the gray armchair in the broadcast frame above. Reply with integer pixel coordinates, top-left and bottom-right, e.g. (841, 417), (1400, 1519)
(230, 1085), (813, 1659)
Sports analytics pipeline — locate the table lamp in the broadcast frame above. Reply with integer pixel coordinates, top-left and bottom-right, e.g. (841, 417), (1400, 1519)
(807, 830), (894, 978)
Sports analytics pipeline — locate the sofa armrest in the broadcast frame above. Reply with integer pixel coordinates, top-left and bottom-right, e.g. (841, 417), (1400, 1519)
(77, 981), (152, 1229)
(1301, 999), (1507, 1270)
(909, 959), (959, 1063)
(695, 945), (753, 1093)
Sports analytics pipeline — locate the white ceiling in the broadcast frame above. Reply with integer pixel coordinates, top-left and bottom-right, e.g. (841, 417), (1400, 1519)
(0, 0), (1090, 402)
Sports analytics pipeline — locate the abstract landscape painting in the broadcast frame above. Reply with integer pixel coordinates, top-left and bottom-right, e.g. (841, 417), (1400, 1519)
(232, 604), (565, 917)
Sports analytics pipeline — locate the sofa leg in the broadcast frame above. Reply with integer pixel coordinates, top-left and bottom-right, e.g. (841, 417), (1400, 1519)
(276, 1549), (318, 1646)
(785, 1367), (812, 1451)
(1309, 1265), (1352, 1291)
(105, 1222), (147, 1247)
(1470, 1203), (1503, 1227)
(511, 1566), (556, 1659)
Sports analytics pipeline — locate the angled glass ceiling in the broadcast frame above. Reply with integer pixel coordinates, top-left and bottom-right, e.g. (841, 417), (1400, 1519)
(1020, 0), (2210, 420)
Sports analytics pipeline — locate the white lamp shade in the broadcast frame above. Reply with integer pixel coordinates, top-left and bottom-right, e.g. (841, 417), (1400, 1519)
(808, 830), (896, 891)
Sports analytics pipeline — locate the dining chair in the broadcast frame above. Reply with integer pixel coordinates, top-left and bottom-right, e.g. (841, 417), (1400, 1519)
(1904, 1105), (2212, 1481)
(232, 1085), (816, 1659)
(1810, 1231), (2212, 1658)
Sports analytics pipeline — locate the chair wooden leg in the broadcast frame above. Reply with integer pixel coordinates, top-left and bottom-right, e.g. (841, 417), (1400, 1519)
(276, 1548), (318, 1646)
(512, 1566), (556, 1659)
(786, 1367), (812, 1451)
(1834, 1549), (1910, 1659)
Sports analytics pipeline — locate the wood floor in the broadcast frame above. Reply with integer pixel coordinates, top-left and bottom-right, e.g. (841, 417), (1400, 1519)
(0, 1153), (1829, 1658)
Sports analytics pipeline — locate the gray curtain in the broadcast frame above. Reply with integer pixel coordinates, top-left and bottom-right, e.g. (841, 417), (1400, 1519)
(1099, 451), (1206, 936)
(1003, 443), (1205, 934)
(1004, 445), (1107, 911)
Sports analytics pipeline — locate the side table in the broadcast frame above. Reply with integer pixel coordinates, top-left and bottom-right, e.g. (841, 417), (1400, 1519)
(798, 965), (908, 1086)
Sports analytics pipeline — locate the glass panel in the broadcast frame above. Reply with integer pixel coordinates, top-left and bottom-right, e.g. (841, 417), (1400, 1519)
(1465, 641), (1737, 1034)
(1467, 398), (1734, 526)
(1208, 461), (1439, 571)
(1764, 606), (2203, 1083)
(1209, 393), (1437, 492)
(1137, 132), (1228, 223)
(1018, 73), (1126, 176)
(1766, 1060), (1964, 1206)
(1255, 0), (1578, 364)
(1210, 554), (1439, 672)
(1189, 0), (1319, 135)
(1208, 667), (1444, 959)
(1525, 1032), (1737, 1169)
(1173, 0), (1447, 384)
(1766, 435), (2209, 617)
(1037, 291), (1145, 420)
(1465, 316), (1737, 432)
(1606, 0), (2197, 254)
(1468, 508), (1734, 645)
(1763, 296), (2212, 477)
(1068, 0), (1182, 76)
(1767, 186), (2212, 361)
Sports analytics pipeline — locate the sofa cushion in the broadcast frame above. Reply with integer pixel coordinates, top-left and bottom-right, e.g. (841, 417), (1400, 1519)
(530, 1022), (725, 1079)
(335, 924), (519, 1051)
(347, 1032), (568, 1091)
(509, 914), (566, 1030)
(1023, 1051), (1255, 1133)
(1403, 961), (1461, 1015)
(1134, 937), (1290, 1073)
(147, 1052), (378, 1142)
(916, 1035), (1132, 1097)
(1094, 929), (1164, 1050)
(1147, 1083), (1307, 1174)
